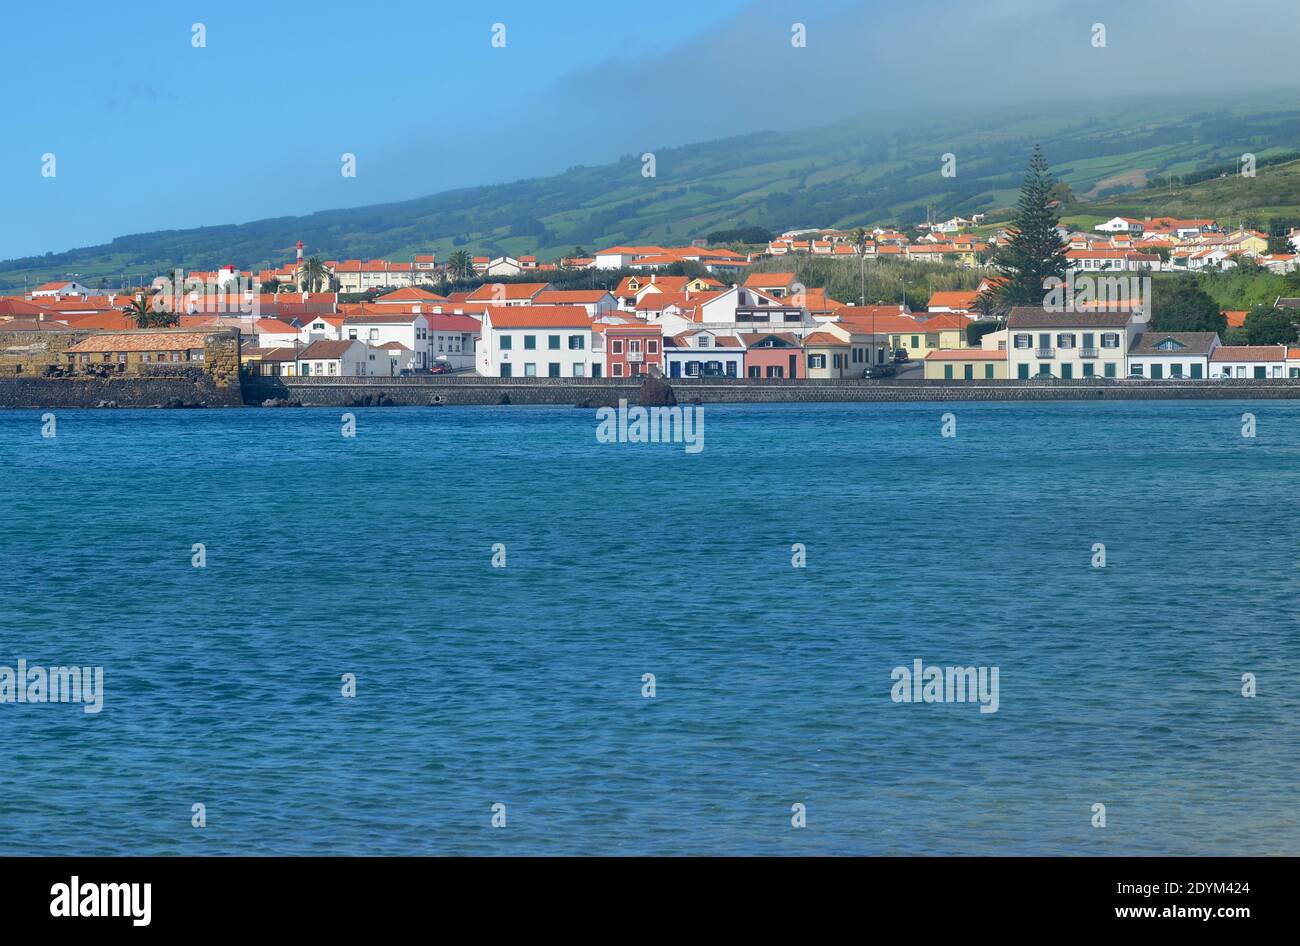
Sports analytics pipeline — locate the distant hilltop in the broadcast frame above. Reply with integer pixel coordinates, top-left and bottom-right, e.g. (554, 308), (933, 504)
(6, 98), (1300, 290)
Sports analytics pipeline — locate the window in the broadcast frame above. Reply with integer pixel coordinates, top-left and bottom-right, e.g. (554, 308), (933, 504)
(1038, 364), (1051, 377)
(748, 365), (760, 378)
(548, 363), (560, 378)
(1130, 363), (1143, 377)
(910, 335), (919, 348)
(500, 363), (512, 377)
(612, 340), (623, 354)
(548, 336), (561, 350)
(524, 363), (536, 377)
(1101, 333), (1120, 348)
(1083, 363), (1094, 377)
(985, 364), (995, 379)
(1157, 338), (1182, 351)
(944, 364), (954, 380)
(1192, 363), (1203, 378)
(807, 354), (825, 369)
(1170, 364), (1183, 378)
(1014, 334), (1031, 349)
(630, 340), (641, 353)
(613, 363), (624, 377)
(523, 335), (536, 350)
(500, 335), (512, 350)
(573, 363), (585, 377)
(697, 336), (710, 348)
(1057, 333), (1075, 348)
(348, 330), (358, 339)
(569, 335), (584, 350)
(1255, 366), (1266, 379)
(592, 364), (602, 378)
(964, 364), (973, 380)
(1018, 364), (1029, 379)
(1061, 364), (1073, 379)
(1104, 362), (1116, 378)
(647, 340), (658, 354)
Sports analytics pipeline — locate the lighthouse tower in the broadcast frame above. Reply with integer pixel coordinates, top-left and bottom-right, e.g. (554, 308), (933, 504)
(296, 240), (304, 262)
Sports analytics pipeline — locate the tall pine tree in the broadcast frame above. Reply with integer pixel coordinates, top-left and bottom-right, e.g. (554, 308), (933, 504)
(994, 145), (1069, 307)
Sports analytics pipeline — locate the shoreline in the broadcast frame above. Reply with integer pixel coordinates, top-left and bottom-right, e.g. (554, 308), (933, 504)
(4, 375), (1300, 408)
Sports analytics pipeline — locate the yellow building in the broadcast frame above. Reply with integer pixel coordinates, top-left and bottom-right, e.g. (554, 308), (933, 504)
(923, 349), (1007, 380)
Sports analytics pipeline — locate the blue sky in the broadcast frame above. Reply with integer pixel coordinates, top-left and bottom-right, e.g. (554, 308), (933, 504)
(3, 0), (1298, 260)
(0, 0), (776, 259)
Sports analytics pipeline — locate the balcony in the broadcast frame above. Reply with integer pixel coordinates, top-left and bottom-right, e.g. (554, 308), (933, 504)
(1035, 348), (1055, 358)
(627, 351), (644, 363)
(1080, 347), (1099, 357)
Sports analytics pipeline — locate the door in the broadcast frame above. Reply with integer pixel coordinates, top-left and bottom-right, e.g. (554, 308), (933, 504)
(670, 361), (681, 378)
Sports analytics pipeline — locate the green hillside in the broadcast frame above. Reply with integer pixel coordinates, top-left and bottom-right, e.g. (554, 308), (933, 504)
(1061, 154), (1300, 229)
(5, 99), (1300, 290)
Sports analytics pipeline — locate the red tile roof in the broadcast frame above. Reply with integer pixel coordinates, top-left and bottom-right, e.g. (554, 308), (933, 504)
(485, 306), (591, 329)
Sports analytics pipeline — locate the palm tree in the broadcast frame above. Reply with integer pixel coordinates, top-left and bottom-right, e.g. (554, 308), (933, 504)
(298, 256), (332, 292)
(125, 293), (177, 329)
(126, 295), (153, 329)
(447, 250), (474, 281)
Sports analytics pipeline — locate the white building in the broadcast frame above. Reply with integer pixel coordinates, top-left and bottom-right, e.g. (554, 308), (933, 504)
(253, 318), (301, 348)
(1095, 217), (1143, 234)
(477, 305), (592, 378)
(1127, 332), (1219, 379)
(1209, 345), (1287, 379)
(295, 339), (382, 377)
(428, 313), (480, 370)
(1006, 307), (1140, 380)
(532, 289), (618, 318)
(340, 313), (430, 370)
(30, 280), (94, 298)
(662, 329), (744, 378)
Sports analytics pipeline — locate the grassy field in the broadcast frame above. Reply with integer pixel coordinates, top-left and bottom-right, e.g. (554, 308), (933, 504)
(5, 97), (1300, 290)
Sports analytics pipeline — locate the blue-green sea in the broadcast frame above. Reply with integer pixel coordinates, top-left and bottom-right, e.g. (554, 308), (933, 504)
(0, 401), (1297, 855)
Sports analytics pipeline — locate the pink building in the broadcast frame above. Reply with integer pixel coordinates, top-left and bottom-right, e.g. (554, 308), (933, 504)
(740, 332), (805, 379)
(605, 322), (662, 378)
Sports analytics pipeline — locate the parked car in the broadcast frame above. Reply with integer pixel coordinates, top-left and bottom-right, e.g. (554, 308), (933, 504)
(398, 368), (413, 377)
(863, 363), (896, 379)
(892, 348), (910, 363)
(428, 363), (451, 374)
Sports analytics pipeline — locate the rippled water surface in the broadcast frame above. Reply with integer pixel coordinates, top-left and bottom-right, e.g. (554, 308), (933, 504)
(1, 401), (1296, 854)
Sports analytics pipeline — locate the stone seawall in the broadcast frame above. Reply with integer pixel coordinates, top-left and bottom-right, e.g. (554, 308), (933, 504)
(7, 375), (1300, 409)
(246, 375), (1300, 407)
(0, 376), (244, 409)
